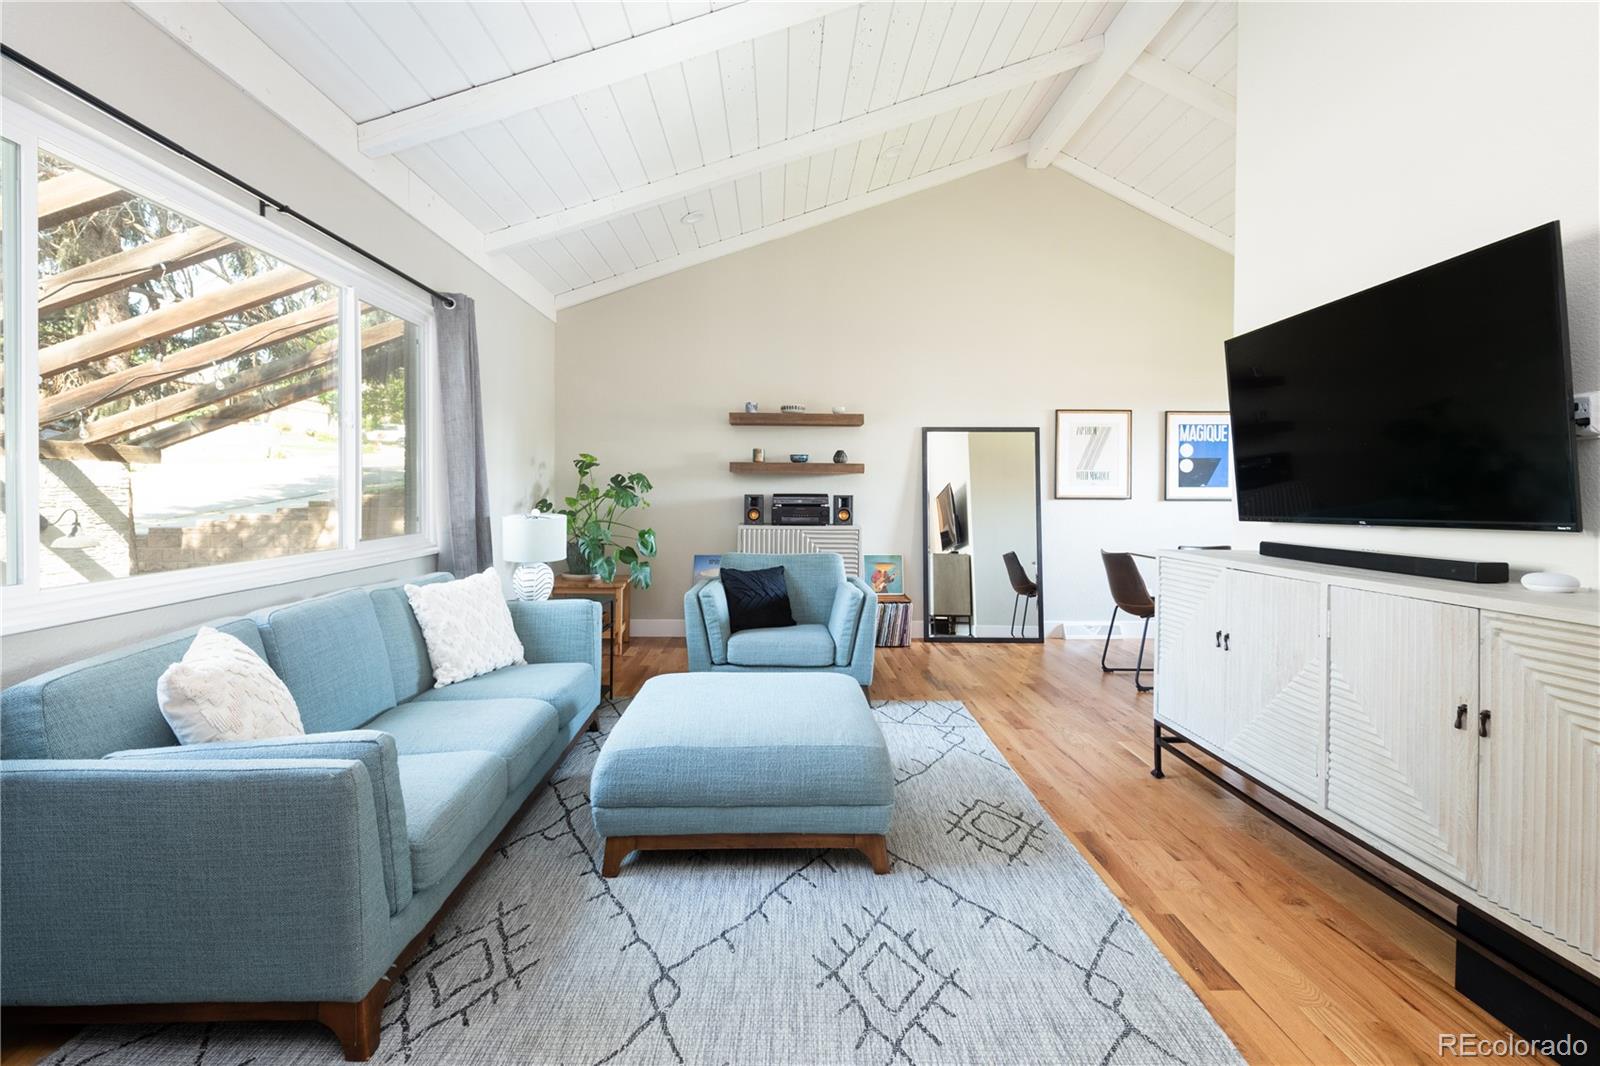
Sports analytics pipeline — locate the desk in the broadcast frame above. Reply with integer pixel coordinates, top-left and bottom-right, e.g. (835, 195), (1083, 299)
(550, 575), (631, 657)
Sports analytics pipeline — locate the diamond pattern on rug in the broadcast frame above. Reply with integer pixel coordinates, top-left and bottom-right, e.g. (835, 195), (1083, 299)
(44, 699), (1243, 1066)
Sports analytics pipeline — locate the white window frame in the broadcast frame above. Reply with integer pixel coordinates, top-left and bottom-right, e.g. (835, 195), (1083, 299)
(0, 93), (441, 635)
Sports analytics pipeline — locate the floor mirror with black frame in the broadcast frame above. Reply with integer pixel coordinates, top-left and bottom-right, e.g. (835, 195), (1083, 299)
(921, 427), (1044, 644)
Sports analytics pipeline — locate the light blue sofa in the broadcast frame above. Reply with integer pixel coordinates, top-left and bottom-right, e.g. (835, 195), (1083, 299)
(0, 571), (601, 1060)
(684, 552), (877, 687)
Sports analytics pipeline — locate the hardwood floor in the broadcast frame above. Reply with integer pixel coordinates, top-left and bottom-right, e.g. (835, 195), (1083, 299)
(3, 637), (1548, 1065)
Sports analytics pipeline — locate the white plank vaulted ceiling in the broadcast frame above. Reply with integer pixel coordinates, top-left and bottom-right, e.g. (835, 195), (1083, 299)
(191, 1), (1238, 312)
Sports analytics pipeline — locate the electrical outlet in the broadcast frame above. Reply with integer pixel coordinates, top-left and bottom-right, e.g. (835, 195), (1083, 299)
(1576, 391), (1600, 439)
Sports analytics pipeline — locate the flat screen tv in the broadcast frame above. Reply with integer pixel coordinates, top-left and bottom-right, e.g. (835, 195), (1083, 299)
(1224, 222), (1580, 532)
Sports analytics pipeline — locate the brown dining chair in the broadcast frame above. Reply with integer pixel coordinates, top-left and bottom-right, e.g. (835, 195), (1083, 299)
(1100, 551), (1155, 692)
(1002, 551), (1038, 638)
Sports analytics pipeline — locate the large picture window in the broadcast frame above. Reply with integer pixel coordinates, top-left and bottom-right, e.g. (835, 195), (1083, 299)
(1, 101), (434, 630)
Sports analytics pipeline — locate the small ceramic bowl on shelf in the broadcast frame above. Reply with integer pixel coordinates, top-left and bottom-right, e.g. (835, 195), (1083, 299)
(789, 453), (809, 463)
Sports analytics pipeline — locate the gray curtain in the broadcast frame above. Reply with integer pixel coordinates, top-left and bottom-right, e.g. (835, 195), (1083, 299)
(434, 293), (493, 577)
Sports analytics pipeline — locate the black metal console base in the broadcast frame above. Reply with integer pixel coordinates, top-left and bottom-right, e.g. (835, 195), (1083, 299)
(1151, 722), (1600, 1040)
(1456, 910), (1599, 1065)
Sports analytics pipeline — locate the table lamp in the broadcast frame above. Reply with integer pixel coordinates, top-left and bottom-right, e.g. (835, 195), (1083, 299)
(502, 512), (567, 601)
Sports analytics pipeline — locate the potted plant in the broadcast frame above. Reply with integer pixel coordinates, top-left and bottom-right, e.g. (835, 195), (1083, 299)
(535, 453), (656, 588)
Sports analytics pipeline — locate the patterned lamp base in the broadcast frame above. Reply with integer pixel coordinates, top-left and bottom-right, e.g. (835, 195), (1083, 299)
(512, 562), (555, 601)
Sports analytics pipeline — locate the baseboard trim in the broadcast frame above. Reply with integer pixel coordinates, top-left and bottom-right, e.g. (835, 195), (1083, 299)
(1056, 619), (1153, 641)
(637, 618), (1151, 642)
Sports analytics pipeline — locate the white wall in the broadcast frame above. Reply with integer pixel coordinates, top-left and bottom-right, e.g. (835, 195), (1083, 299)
(555, 160), (1236, 635)
(0, 2), (556, 684)
(1234, 1), (1600, 582)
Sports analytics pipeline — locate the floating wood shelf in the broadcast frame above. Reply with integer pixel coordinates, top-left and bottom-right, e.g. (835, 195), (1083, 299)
(729, 461), (865, 475)
(728, 411), (864, 427)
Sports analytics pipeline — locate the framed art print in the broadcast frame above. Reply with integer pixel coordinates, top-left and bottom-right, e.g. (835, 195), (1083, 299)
(1055, 409), (1132, 499)
(1163, 411), (1232, 501)
(863, 554), (904, 595)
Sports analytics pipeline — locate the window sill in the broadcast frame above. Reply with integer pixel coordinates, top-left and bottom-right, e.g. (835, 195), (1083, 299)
(0, 537), (439, 636)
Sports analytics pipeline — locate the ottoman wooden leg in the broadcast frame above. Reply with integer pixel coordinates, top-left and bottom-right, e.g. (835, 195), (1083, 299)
(858, 834), (890, 875)
(601, 837), (634, 877)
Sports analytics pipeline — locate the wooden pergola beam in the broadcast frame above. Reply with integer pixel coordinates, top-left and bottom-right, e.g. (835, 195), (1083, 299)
(38, 264), (316, 378)
(38, 170), (133, 229)
(135, 365), (336, 451)
(39, 298), (337, 425)
(82, 317), (404, 444)
(37, 227), (242, 318)
(38, 440), (161, 464)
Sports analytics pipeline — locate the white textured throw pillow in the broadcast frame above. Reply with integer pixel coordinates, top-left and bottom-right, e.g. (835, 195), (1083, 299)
(405, 568), (526, 686)
(156, 627), (305, 745)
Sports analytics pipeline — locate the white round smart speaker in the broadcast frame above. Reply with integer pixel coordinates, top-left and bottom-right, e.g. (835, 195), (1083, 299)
(1520, 572), (1581, 593)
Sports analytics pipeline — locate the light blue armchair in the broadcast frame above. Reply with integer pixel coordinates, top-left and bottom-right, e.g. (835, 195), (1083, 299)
(685, 552), (877, 686)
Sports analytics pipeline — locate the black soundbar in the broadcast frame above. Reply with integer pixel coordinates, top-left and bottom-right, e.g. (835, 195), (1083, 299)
(1260, 541), (1510, 584)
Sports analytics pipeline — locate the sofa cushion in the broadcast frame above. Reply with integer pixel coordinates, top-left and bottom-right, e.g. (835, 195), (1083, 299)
(404, 569), (525, 687)
(720, 566), (796, 634)
(369, 572), (452, 703)
(365, 698), (557, 789)
(720, 553), (845, 625)
(726, 623), (836, 668)
(157, 627), (305, 746)
(256, 590), (397, 733)
(395, 751), (507, 890)
(407, 662), (595, 728)
(0, 618), (265, 759)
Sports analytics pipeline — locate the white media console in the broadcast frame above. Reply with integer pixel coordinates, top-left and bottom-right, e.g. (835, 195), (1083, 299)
(1152, 549), (1599, 978)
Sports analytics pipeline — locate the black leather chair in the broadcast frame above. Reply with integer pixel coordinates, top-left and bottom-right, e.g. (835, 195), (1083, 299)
(1003, 551), (1038, 638)
(1100, 550), (1155, 692)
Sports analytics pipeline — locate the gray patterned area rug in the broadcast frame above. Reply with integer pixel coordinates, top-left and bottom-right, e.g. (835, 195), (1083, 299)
(49, 699), (1242, 1066)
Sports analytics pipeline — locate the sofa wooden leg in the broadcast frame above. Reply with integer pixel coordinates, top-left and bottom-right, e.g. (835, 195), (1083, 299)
(601, 837), (633, 877)
(858, 834), (890, 875)
(318, 983), (384, 1062)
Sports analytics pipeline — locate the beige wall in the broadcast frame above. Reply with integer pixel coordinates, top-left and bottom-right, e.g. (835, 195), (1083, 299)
(1235, 1), (1599, 581)
(0, 2), (555, 684)
(556, 160), (1236, 633)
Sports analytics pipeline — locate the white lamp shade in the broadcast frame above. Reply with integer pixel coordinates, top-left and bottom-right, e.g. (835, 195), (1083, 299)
(502, 513), (568, 562)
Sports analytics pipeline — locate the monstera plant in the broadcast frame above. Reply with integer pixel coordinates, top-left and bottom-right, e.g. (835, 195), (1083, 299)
(535, 453), (656, 589)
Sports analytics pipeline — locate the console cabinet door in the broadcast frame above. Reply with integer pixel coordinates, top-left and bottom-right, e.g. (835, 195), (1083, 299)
(1327, 588), (1480, 886)
(1155, 558), (1227, 746)
(1477, 613), (1600, 963)
(1221, 571), (1324, 804)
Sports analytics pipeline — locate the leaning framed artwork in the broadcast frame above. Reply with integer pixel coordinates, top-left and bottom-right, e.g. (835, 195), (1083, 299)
(1054, 409), (1132, 499)
(1163, 411), (1233, 501)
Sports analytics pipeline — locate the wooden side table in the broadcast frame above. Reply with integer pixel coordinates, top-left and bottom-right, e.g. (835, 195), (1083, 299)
(550, 575), (631, 658)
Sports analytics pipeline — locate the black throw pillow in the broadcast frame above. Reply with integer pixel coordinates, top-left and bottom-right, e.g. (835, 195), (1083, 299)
(721, 566), (796, 633)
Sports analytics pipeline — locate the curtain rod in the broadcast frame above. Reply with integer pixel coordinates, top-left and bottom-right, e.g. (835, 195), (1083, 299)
(0, 44), (457, 310)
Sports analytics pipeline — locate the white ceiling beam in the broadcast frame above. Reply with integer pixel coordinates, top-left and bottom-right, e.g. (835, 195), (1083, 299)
(557, 145), (1030, 309)
(357, 2), (853, 157)
(130, 0), (556, 320)
(486, 36), (1105, 252)
(1052, 157), (1233, 254)
(1026, 1), (1182, 168)
(1127, 53), (1235, 126)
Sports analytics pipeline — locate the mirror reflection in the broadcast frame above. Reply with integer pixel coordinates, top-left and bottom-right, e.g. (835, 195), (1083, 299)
(923, 428), (1043, 642)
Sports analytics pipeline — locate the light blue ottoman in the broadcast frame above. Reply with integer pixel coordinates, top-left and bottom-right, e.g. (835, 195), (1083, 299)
(592, 672), (894, 875)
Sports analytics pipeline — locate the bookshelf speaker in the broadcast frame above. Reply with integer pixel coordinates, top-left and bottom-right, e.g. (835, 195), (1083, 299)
(833, 495), (853, 525)
(744, 494), (764, 524)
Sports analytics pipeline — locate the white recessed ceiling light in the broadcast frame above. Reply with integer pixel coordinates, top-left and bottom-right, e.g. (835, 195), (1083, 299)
(882, 144), (905, 158)
(681, 210), (705, 224)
